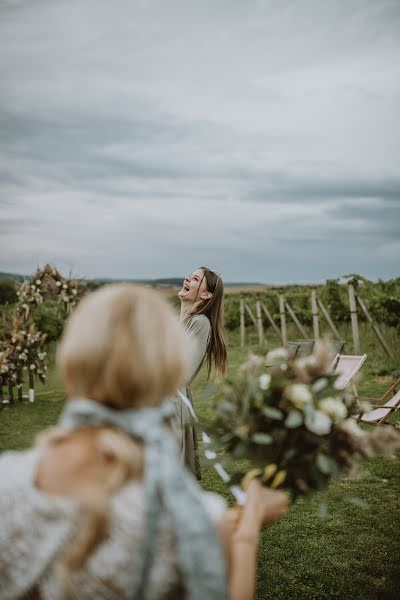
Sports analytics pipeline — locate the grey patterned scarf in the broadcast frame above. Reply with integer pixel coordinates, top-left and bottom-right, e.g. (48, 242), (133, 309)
(58, 398), (228, 600)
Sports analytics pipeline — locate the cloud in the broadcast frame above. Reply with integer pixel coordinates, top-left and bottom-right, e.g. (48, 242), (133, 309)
(0, 0), (399, 282)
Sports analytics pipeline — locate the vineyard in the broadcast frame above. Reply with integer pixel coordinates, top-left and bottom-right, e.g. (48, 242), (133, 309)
(1, 269), (399, 402)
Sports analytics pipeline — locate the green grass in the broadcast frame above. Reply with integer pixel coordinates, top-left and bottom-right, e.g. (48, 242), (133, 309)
(1, 327), (399, 599)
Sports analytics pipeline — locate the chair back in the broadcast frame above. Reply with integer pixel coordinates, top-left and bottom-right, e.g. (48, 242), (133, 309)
(332, 354), (367, 390)
(288, 339), (315, 359)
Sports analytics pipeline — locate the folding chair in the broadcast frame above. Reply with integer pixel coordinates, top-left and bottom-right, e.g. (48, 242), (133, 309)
(288, 340), (315, 359)
(331, 354), (367, 392)
(329, 340), (345, 356)
(359, 377), (400, 425)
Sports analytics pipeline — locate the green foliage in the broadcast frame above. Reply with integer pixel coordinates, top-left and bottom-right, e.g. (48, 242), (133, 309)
(32, 301), (66, 341)
(0, 281), (18, 305)
(223, 277), (400, 332)
(319, 279), (349, 323)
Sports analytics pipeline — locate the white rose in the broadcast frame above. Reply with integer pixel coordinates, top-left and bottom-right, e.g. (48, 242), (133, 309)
(305, 410), (332, 435)
(266, 348), (289, 364)
(259, 374), (271, 390)
(319, 397), (348, 423)
(56, 281), (62, 287)
(286, 383), (313, 410)
(36, 279), (41, 285)
(30, 364), (36, 371)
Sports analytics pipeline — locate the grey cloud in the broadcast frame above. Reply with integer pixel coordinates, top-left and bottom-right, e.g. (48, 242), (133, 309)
(1, 0), (399, 281)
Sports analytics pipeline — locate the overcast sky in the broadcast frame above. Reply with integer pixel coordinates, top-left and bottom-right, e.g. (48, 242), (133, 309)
(0, 0), (399, 283)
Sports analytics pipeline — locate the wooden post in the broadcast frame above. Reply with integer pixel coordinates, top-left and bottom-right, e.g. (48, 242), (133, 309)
(348, 281), (361, 354)
(260, 302), (283, 342)
(310, 288), (320, 339)
(255, 298), (265, 347)
(316, 297), (341, 339)
(355, 294), (393, 357)
(0, 376), (3, 405)
(8, 383), (14, 403)
(284, 300), (308, 338)
(244, 303), (257, 328)
(278, 292), (287, 346)
(29, 371), (35, 402)
(17, 371), (23, 402)
(240, 296), (245, 348)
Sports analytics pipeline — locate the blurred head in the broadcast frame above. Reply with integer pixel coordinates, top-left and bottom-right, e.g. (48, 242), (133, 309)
(179, 267), (227, 376)
(57, 284), (189, 409)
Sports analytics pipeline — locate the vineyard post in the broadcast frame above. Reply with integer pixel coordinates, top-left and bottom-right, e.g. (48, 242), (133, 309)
(310, 288), (320, 339)
(316, 297), (340, 339)
(278, 292), (288, 346)
(244, 302), (258, 329)
(255, 297), (265, 347)
(17, 370), (23, 402)
(284, 300), (307, 338)
(240, 296), (245, 348)
(29, 370), (35, 403)
(348, 281), (361, 354)
(355, 294), (393, 358)
(260, 302), (283, 342)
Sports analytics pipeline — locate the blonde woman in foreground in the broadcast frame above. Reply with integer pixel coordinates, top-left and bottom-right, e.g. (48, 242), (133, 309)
(0, 285), (288, 600)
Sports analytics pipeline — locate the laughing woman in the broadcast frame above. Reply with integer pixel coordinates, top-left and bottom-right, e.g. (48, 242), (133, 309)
(174, 267), (228, 479)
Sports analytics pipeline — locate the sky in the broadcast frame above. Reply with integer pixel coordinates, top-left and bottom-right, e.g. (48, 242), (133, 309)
(0, 0), (399, 283)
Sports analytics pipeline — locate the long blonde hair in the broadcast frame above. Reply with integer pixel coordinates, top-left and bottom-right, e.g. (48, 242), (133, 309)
(38, 285), (189, 591)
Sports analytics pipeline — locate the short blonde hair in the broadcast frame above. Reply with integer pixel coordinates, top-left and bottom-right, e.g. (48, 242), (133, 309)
(57, 284), (189, 409)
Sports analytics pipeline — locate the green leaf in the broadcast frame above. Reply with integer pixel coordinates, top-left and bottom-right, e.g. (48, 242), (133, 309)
(262, 406), (283, 420)
(232, 443), (248, 459)
(218, 401), (236, 414)
(285, 410), (303, 428)
(316, 453), (337, 475)
(251, 433), (273, 445)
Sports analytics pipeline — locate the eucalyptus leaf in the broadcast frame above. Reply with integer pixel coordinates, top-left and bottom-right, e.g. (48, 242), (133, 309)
(218, 401), (236, 414)
(251, 433), (273, 445)
(285, 410), (303, 429)
(316, 454), (339, 476)
(262, 406), (283, 420)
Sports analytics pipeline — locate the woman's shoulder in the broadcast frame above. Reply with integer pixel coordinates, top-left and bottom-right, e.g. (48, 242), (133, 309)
(186, 314), (211, 334)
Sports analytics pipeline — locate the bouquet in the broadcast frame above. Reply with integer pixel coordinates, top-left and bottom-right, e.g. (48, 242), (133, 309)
(208, 342), (400, 500)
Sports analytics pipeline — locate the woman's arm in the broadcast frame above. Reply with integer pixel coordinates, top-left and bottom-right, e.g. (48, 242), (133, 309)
(217, 481), (289, 600)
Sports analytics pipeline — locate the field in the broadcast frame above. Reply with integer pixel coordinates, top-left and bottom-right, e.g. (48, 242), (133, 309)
(1, 318), (399, 599)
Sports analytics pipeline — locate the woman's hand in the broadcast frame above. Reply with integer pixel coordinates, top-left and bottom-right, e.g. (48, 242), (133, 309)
(242, 478), (289, 529)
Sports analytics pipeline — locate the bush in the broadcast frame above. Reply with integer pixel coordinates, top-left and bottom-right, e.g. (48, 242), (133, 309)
(0, 281), (18, 305)
(32, 301), (66, 341)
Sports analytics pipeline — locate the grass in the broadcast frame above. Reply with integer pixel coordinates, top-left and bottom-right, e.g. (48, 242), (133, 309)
(1, 326), (399, 599)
